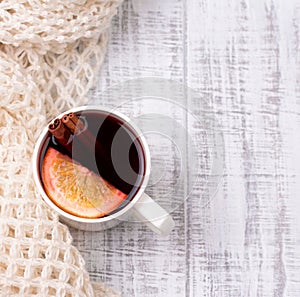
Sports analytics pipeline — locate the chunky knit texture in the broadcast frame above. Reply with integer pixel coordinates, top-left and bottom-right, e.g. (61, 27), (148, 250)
(0, 1), (122, 296)
(0, 0), (122, 54)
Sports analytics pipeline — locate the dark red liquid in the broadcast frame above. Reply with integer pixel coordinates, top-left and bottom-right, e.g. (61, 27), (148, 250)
(39, 110), (146, 215)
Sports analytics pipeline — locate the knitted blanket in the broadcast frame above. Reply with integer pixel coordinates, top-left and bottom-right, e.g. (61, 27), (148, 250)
(0, 1), (122, 296)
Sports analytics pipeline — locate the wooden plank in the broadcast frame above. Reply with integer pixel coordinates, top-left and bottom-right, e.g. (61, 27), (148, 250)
(71, 1), (188, 297)
(186, 0), (300, 296)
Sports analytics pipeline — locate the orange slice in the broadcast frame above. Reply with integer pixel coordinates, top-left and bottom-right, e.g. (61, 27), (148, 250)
(42, 147), (127, 218)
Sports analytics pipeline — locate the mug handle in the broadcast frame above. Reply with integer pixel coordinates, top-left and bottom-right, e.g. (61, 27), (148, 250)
(131, 193), (175, 235)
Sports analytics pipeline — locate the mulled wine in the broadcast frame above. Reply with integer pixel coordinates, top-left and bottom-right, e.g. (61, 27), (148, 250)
(38, 109), (146, 217)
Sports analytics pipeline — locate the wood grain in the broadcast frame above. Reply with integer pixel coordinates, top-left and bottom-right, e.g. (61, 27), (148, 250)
(70, 0), (300, 296)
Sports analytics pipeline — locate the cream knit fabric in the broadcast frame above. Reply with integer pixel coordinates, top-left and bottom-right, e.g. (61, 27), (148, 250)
(0, 0), (122, 54)
(0, 1), (122, 296)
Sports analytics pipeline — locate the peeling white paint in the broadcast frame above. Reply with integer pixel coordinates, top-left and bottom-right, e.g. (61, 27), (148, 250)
(71, 0), (300, 296)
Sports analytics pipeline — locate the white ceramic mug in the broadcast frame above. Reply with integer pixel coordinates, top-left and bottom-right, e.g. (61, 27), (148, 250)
(32, 106), (175, 235)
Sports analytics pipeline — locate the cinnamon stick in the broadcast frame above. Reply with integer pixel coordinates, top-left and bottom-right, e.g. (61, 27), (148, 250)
(61, 112), (110, 175)
(62, 113), (107, 156)
(62, 113), (85, 134)
(68, 112), (85, 132)
(48, 118), (72, 153)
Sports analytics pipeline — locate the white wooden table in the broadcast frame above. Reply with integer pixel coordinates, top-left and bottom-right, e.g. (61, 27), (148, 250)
(70, 1), (300, 296)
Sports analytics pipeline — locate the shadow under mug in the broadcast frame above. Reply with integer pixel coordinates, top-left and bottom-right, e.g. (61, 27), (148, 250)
(32, 106), (175, 235)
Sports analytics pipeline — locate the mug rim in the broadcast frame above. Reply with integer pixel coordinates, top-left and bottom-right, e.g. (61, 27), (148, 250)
(32, 105), (151, 224)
